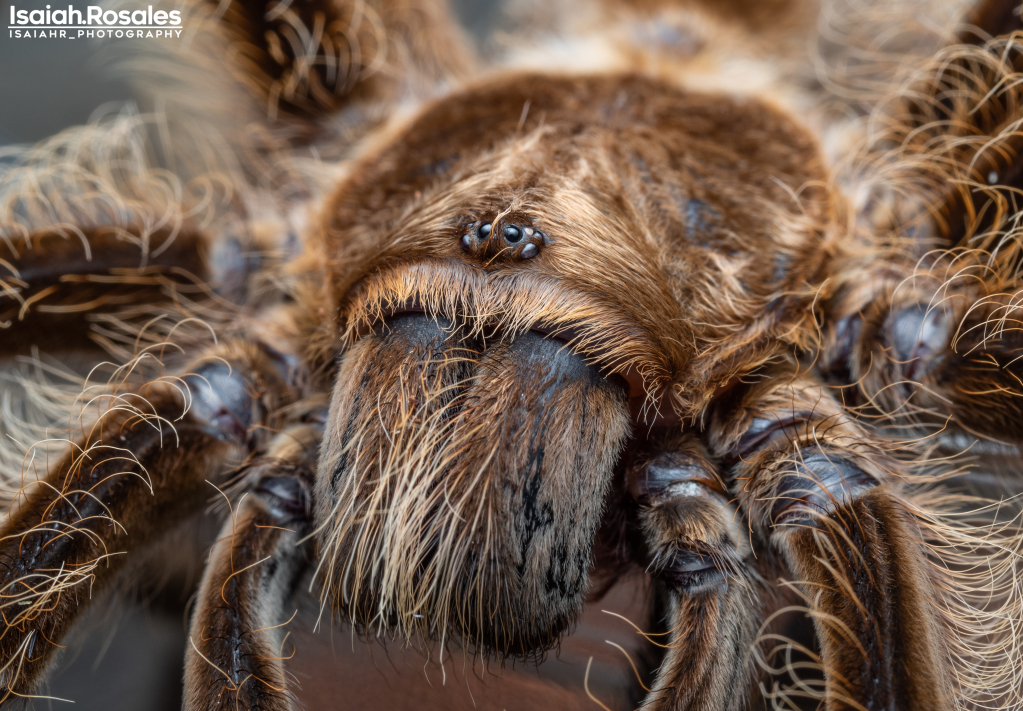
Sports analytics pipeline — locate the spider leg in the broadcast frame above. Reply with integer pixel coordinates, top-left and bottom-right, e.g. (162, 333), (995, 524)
(824, 240), (1023, 444)
(629, 434), (758, 711)
(711, 369), (953, 711)
(823, 26), (1023, 443)
(0, 339), (298, 702)
(184, 0), (473, 130)
(0, 227), (239, 353)
(184, 419), (321, 711)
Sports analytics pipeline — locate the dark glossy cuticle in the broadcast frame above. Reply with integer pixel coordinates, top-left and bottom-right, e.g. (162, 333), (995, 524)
(660, 550), (724, 592)
(771, 453), (879, 524)
(255, 475), (312, 521)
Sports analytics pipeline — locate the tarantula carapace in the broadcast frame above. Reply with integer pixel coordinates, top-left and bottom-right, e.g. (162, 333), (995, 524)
(2, 0), (1023, 708)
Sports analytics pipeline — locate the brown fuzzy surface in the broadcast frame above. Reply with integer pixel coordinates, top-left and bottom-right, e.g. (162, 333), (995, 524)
(3, 0), (1023, 709)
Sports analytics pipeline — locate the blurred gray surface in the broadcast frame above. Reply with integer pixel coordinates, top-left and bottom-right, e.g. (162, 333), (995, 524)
(30, 604), (186, 711)
(0, 24), (134, 145)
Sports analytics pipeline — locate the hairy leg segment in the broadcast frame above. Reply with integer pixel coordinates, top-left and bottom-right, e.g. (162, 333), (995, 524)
(184, 419), (322, 711)
(628, 435), (758, 711)
(712, 372), (952, 711)
(630, 369), (952, 711)
(0, 340), (300, 702)
(823, 20), (1023, 444)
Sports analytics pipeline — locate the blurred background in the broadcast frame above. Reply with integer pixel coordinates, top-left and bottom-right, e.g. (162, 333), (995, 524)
(0, 0), (504, 144)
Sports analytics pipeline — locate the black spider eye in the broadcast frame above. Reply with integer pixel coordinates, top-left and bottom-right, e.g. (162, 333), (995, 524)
(503, 224), (522, 243)
(478, 223), (492, 238)
(460, 233), (473, 251)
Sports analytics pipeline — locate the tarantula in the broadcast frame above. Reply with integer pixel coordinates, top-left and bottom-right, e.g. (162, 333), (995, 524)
(3, 0), (1023, 708)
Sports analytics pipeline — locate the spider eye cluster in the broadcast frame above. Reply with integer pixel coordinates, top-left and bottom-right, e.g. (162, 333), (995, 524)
(459, 217), (548, 261)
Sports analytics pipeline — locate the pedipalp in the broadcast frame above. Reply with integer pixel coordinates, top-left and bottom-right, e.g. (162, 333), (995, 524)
(628, 434), (760, 711)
